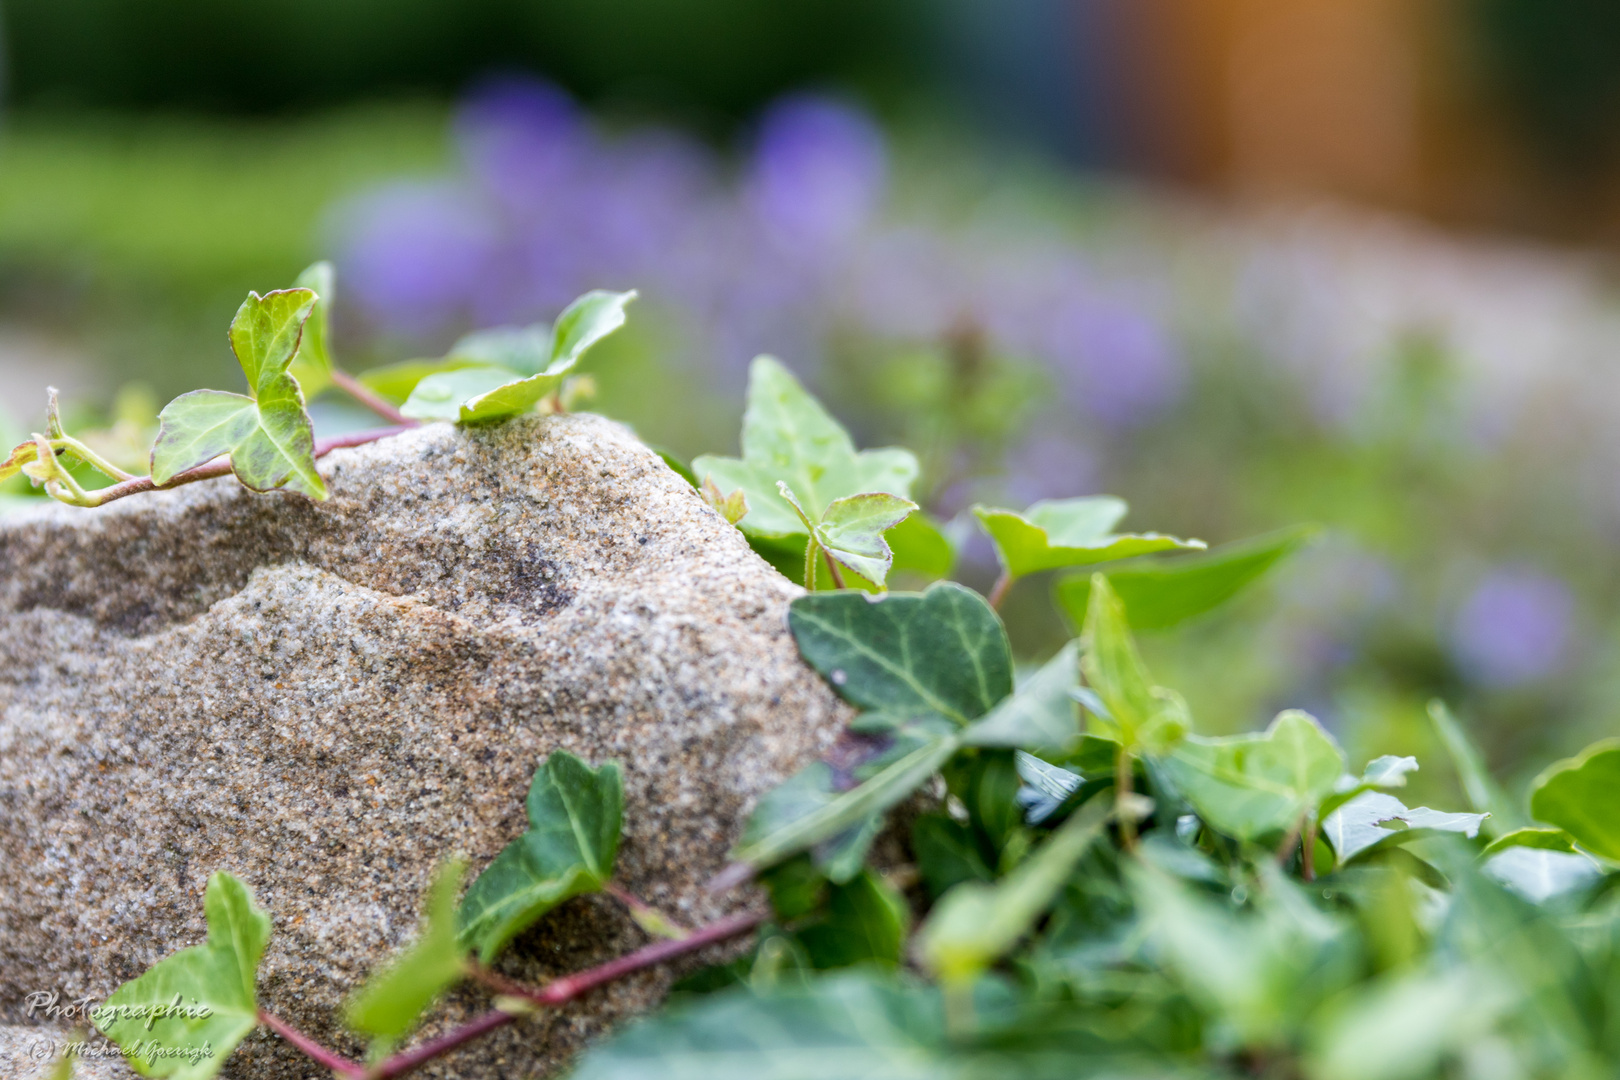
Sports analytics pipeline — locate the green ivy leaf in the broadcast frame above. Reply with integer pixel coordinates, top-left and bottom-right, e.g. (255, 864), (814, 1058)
(919, 798), (1110, 984)
(1428, 700), (1521, 834)
(739, 761), (883, 885)
(886, 512), (956, 581)
(1528, 738), (1620, 861)
(692, 356), (919, 539)
(912, 814), (994, 899)
(346, 858), (469, 1055)
(1321, 791), (1487, 863)
(1079, 575), (1189, 756)
(794, 869), (911, 970)
(151, 289), (326, 500)
(95, 872), (270, 1080)
(974, 497), (1203, 583)
(1164, 711), (1345, 842)
(700, 476), (749, 524)
(779, 482), (917, 587)
(1482, 847), (1602, 904)
(569, 972), (948, 1080)
(961, 641), (1081, 753)
(788, 583), (1012, 727)
(457, 751), (624, 963)
(400, 290), (636, 423)
(1052, 525), (1318, 631)
(1316, 754), (1421, 823)
(287, 261), (334, 398)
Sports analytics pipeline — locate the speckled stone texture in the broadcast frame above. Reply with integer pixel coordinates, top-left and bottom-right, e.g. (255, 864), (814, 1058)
(0, 414), (850, 1078)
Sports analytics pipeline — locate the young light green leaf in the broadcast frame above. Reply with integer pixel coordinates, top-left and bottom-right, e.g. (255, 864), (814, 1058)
(287, 261), (334, 397)
(0, 438), (42, 485)
(886, 512), (955, 581)
(961, 641), (1081, 752)
(1080, 575), (1189, 755)
(779, 482), (917, 587)
(692, 356), (919, 539)
(1308, 966), (1514, 1080)
(1053, 525), (1318, 631)
(346, 858), (469, 1054)
(1528, 738), (1620, 861)
(1164, 711), (1345, 842)
(1320, 790), (1487, 862)
(975, 497), (1203, 583)
(1481, 827), (1578, 856)
(1317, 755), (1421, 822)
(788, 583), (1013, 726)
(457, 751), (623, 963)
(400, 290), (636, 423)
(95, 872), (270, 1080)
(1428, 699), (1520, 834)
(730, 735), (962, 875)
(739, 762), (881, 885)
(919, 798), (1109, 984)
(700, 476), (749, 525)
(151, 289), (327, 500)
(1482, 847), (1602, 903)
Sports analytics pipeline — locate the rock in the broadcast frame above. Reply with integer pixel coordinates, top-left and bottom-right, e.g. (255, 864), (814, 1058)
(0, 414), (850, 1078)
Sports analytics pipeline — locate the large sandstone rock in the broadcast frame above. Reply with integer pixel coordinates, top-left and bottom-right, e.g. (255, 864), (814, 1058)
(0, 414), (849, 1078)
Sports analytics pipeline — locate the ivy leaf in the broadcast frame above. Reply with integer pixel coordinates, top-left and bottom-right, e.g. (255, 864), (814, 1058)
(95, 871), (270, 1080)
(961, 641), (1081, 752)
(346, 858), (469, 1055)
(1053, 525), (1318, 631)
(1320, 791), (1488, 863)
(1316, 754), (1421, 822)
(287, 261), (334, 398)
(730, 735), (961, 875)
(457, 751), (623, 963)
(779, 482), (917, 587)
(974, 497), (1203, 583)
(0, 437), (42, 485)
(151, 289), (327, 500)
(794, 869), (911, 970)
(568, 971), (948, 1080)
(700, 476), (749, 525)
(1164, 711), (1345, 842)
(1079, 575), (1190, 756)
(400, 290), (636, 423)
(692, 356), (919, 540)
(1527, 738), (1620, 861)
(1428, 699), (1521, 834)
(787, 583), (1013, 727)
(739, 761), (883, 885)
(1482, 847), (1601, 904)
(918, 798), (1110, 984)
(912, 814), (994, 898)
(886, 512), (956, 581)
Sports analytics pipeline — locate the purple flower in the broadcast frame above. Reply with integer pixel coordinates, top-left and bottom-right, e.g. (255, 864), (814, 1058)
(1451, 567), (1576, 688)
(745, 95), (888, 251)
(1043, 293), (1184, 428)
(454, 76), (587, 216)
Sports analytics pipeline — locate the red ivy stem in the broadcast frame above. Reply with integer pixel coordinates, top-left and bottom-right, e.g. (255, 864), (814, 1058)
(329, 368), (419, 428)
(261, 909), (766, 1080)
(986, 571), (1013, 611)
(74, 426), (411, 508)
(821, 550), (847, 590)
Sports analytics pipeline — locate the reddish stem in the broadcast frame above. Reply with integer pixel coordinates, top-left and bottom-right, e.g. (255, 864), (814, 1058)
(523, 910), (765, 1006)
(821, 549), (848, 590)
(370, 1008), (516, 1079)
(256, 1009), (365, 1078)
(329, 368), (418, 427)
(76, 426), (410, 508)
(1302, 818), (1318, 882)
(986, 571), (1013, 610)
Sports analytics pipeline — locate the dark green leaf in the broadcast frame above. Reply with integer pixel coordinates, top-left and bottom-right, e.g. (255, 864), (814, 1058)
(789, 582), (1013, 726)
(1528, 738), (1620, 861)
(1052, 525), (1318, 631)
(95, 872), (270, 1080)
(796, 870), (910, 970)
(912, 814), (993, 898)
(974, 497), (1203, 582)
(963, 642), (1081, 752)
(457, 751), (623, 962)
(346, 859), (468, 1054)
(919, 799), (1110, 983)
(692, 356), (918, 539)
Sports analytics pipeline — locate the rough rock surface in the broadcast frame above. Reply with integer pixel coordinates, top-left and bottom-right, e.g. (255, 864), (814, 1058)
(0, 414), (850, 1078)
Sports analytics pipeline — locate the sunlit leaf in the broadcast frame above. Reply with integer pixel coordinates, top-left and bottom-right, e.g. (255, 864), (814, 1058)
(1482, 846), (1601, 903)
(400, 290), (635, 423)
(1308, 966), (1513, 1080)
(457, 752), (623, 963)
(1080, 575), (1189, 756)
(692, 356), (918, 539)
(346, 859), (469, 1055)
(780, 483), (917, 587)
(151, 289), (326, 500)
(974, 497), (1202, 582)
(95, 872), (269, 1080)
(1052, 525), (1317, 631)
(1528, 738), (1620, 861)
(287, 260), (334, 397)
(1320, 791), (1487, 863)
(1164, 711), (1344, 842)
(919, 799), (1109, 984)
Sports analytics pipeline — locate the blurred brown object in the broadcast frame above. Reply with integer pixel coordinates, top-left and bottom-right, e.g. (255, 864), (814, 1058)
(1111, 0), (1620, 243)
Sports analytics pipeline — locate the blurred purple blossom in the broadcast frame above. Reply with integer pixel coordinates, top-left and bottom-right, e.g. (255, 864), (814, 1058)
(745, 95), (887, 252)
(1451, 567), (1576, 688)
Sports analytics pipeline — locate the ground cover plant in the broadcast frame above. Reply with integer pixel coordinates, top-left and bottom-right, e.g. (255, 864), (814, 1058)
(16, 270), (1620, 1080)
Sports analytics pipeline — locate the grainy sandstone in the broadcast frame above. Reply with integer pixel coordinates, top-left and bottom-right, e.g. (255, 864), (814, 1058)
(0, 414), (849, 1078)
